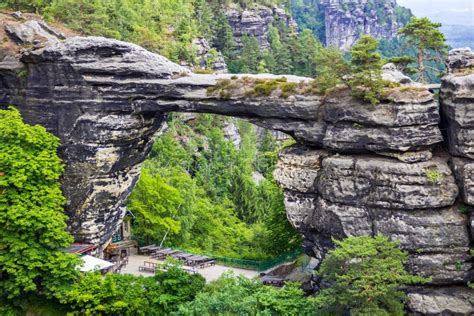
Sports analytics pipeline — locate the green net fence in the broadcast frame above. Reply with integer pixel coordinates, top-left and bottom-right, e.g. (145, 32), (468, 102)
(132, 237), (303, 271)
(211, 248), (304, 271)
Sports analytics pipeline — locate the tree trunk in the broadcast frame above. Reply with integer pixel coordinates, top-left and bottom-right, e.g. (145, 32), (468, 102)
(418, 47), (425, 83)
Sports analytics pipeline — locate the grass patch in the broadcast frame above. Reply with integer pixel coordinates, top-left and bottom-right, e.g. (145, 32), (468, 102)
(194, 69), (215, 74)
(206, 76), (322, 99)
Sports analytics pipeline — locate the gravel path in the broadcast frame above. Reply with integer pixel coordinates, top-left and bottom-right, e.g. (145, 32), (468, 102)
(120, 254), (259, 282)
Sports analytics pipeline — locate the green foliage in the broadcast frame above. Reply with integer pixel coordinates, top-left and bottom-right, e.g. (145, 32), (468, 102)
(207, 76), (321, 99)
(315, 235), (430, 316)
(130, 114), (301, 260)
(175, 272), (315, 315)
(398, 17), (448, 83)
(425, 166), (443, 184)
(290, 0), (326, 43)
(55, 259), (204, 315)
(0, 108), (79, 308)
(127, 169), (183, 244)
(314, 46), (349, 94)
(387, 55), (417, 75)
(212, 11), (237, 63)
(349, 35), (385, 105)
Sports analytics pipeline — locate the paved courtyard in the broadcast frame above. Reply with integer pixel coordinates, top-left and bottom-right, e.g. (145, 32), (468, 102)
(120, 254), (259, 282)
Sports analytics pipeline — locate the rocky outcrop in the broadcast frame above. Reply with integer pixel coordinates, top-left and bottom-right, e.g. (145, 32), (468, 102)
(275, 146), (471, 285)
(192, 37), (228, 73)
(225, 5), (296, 49)
(407, 287), (474, 315)
(320, 0), (408, 51)
(273, 49), (474, 313)
(1, 17), (473, 313)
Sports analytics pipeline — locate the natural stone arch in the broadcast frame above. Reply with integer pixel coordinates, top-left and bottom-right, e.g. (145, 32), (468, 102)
(1, 34), (442, 247)
(1, 19), (473, 313)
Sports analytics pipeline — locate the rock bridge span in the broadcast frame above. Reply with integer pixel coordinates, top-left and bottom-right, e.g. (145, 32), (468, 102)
(1, 18), (473, 313)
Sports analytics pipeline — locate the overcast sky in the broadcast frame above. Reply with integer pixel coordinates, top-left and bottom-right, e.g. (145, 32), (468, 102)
(397, 0), (474, 25)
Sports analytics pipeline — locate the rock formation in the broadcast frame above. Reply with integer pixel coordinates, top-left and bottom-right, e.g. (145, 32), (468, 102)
(0, 16), (472, 314)
(191, 37), (228, 73)
(320, 0), (408, 50)
(225, 5), (297, 49)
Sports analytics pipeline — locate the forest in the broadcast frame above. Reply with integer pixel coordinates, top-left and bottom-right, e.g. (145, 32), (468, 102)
(128, 115), (301, 260)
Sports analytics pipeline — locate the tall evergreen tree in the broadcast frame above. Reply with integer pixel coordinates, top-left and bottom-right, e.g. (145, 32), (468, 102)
(238, 35), (260, 73)
(268, 26), (292, 74)
(294, 29), (321, 77)
(213, 12), (237, 61)
(314, 46), (349, 94)
(398, 17), (447, 83)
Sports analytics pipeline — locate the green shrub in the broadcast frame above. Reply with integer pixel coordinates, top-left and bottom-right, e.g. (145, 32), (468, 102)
(314, 235), (430, 315)
(348, 35), (385, 105)
(253, 81), (278, 96)
(425, 167), (442, 183)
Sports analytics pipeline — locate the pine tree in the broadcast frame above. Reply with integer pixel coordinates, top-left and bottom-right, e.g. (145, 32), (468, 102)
(349, 35), (385, 105)
(268, 26), (292, 74)
(398, 17), (447, 83)
(294, 29), (321, 77)
(239, 35), (260, 73)
(195, 0), (215, 40)
(213, 12), (236, 61)
(314, 46), (349, 94)
(315, 236), (430, 315)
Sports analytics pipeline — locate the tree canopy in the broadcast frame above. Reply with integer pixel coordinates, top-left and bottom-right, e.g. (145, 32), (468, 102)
(398, 17), (447, 83)
(0, 107), (79, 313)
(314, 235), (430, 315)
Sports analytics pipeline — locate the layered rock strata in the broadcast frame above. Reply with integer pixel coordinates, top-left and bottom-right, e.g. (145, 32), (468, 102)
(1, 17), (473, 313)
(225, 5), (297, 49)
(321, 0), (406, 50)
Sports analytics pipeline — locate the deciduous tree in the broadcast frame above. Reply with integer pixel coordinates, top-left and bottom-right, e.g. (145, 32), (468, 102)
(0, 107), (79, 311)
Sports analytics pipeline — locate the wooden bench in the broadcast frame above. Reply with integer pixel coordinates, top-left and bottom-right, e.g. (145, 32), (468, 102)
(138, 261), (158, 273)
(182, 266), (197, 274)
(197, 259), (216, 269)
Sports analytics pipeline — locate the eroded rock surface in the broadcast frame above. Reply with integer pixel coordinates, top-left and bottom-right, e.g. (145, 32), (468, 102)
(225, 5), (296, 49)
(275, 146), (471, 286)
(321, 0), (405, 51)
(1, 17), (473, 313)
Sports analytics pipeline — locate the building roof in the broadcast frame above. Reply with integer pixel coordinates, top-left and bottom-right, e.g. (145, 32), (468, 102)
(66, 243), (96, 254)
(79, 255), (114, 272)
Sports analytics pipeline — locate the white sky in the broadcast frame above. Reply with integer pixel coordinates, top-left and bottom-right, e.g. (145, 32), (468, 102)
(397, 0), (474, 25)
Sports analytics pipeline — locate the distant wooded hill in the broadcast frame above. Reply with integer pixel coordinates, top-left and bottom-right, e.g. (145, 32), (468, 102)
(441, 25), (474, 49)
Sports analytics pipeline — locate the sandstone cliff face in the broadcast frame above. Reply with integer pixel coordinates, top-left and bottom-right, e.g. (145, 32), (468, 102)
(320, 0), (405, 50)
(1, 17), (473, 314)
(225, 5), (297, 49)
(192, 37), (228, 73)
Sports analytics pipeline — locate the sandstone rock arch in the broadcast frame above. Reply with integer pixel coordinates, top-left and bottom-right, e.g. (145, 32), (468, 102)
(1, 18), (472, 313)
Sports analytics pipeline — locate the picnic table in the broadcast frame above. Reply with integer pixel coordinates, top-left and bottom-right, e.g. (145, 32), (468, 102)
(138, 261), (158, 273)
(139, 244), (157, 255)
(150, 248), (179, 260)
(186, 255), (216, 268)
(172, 252), (195, 261)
